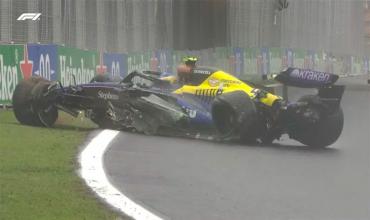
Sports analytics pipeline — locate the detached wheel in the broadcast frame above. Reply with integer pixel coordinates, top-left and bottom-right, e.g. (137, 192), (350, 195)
(12, 77), (46, 126)
(212, 91), (258, 142)
(293, 95), (344, 148)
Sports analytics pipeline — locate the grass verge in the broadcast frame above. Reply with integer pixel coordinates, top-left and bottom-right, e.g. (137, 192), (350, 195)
(0, 110), (124, 220)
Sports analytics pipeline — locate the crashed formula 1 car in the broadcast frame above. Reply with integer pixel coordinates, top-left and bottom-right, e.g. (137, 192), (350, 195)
(12, 66), (345, 148)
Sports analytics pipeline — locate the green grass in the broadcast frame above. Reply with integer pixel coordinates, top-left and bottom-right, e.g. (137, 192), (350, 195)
(0, 110), (126, 220)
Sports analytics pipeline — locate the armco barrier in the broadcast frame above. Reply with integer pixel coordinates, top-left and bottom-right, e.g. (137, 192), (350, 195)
(1, 43), (369, 105)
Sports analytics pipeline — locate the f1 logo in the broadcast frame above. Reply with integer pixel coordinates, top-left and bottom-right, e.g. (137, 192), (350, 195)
(17, 13), (41, 21)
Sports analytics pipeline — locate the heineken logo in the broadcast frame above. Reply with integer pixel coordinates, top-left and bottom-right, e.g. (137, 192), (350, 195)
(0, 55), (19, 101)
(60, 56), (95, 86)
(128, 55), (150, 72)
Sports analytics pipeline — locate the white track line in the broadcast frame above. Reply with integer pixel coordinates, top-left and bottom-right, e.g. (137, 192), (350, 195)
(79, 129), (164, 220)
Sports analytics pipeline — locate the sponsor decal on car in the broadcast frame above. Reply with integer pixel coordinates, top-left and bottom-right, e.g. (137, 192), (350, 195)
(208, 77), (241, 87)
(208, 78), (219, 87)
(97, 91), (119, 100)
(193, 69), (212, 75)
(290, 68), (330, 82)
(220, 79), (241, 85)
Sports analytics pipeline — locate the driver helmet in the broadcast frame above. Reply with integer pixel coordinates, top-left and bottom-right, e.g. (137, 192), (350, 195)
(177, 56), (198, 84)
(182, 56), (198, 68)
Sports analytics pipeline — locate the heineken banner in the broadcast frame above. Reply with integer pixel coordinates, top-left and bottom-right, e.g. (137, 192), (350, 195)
(101, 52), (127, 78)
(127, 52), (151, 73)
(57, 46), (98, 86)
(0, 45), (23, 104)
(27, 44), (58, 81)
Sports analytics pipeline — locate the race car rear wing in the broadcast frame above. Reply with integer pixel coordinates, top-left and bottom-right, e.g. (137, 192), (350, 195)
(274, 67), (339, 88)
(274, 67), (345, 109)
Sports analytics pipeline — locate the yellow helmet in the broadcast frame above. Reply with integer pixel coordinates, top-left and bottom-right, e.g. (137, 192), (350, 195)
(182, 56), (198, 65)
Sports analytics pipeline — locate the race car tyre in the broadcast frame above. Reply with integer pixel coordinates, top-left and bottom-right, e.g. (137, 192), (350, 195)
(294, 95), (344, 148)
(212, 91), (258, 141)
(12, 77), (47, 126)
(31, 81), (58, 127)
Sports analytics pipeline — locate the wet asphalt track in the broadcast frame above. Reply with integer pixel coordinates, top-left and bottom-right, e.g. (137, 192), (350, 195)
(104, 77), (370, 220)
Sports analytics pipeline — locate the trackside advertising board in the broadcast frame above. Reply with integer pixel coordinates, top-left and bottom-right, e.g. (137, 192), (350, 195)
(102, 52), (127, 78)
(57, 46), (98, 86)
(0, 45), (23, 104)
(127, 52), (150, 73)
(27, 44), (58, 81)
(0, 43), (368, 105)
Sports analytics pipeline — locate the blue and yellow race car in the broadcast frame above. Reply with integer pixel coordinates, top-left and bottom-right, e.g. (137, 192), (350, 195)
(12, 65), (345, 148)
